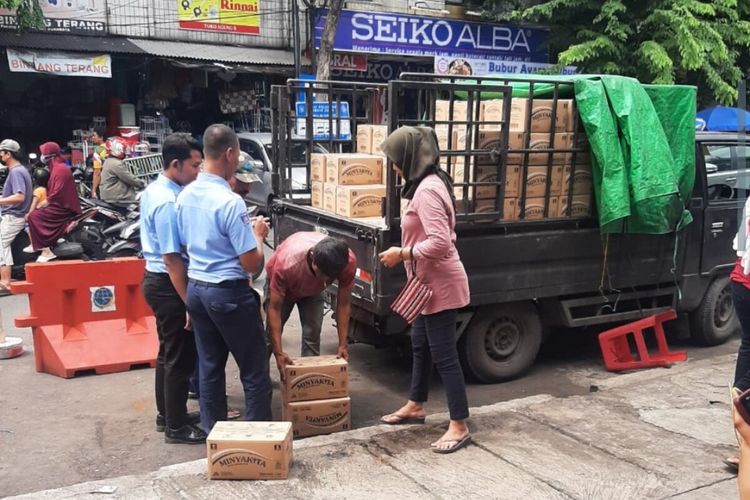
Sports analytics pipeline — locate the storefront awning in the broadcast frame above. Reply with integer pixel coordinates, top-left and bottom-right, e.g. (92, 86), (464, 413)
(0, 32), (301, 67)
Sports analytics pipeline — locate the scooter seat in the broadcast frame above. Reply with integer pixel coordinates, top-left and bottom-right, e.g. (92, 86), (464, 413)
(53, 242), (84, 259)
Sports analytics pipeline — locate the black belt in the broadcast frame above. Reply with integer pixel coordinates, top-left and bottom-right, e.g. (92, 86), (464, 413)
(188, 278), (248, 288)
(144, 270), (169, 277)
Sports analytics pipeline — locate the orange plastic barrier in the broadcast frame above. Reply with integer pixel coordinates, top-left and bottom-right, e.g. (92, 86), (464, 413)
(597, 310), (687, 372)
(11, 258), (158, 378)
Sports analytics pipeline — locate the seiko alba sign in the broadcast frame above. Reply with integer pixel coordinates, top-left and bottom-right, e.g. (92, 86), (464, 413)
(314, 9), (548, 61)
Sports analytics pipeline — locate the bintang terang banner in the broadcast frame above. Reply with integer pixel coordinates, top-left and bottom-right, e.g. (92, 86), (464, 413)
(178, 0), (261, 35)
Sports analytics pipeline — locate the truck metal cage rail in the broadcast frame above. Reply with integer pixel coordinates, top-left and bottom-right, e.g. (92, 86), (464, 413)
(271, 74), (596, 229)
(124, 154), (163, 182)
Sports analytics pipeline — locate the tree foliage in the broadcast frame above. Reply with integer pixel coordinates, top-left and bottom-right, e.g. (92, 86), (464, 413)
(0, 0), (45, 31)
(475, 0), (750, 105)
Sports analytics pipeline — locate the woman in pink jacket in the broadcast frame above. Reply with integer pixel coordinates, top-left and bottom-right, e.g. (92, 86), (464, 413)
(378, 126), (471, 454)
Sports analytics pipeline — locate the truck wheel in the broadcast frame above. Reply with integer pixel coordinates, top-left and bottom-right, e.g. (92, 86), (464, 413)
(689, 276), (739, 346)
(459, 302), (542, 383)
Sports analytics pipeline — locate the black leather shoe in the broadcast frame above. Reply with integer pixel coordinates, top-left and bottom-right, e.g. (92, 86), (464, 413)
(156, 411), (201, 433)
(164, 423), (207, 444)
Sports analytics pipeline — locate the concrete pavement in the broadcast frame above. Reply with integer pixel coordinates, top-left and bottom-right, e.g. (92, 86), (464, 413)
(10, 352), (740, 500)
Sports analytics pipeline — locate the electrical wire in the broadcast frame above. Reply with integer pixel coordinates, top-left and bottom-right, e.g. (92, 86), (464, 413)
(104, 9), (293, 29)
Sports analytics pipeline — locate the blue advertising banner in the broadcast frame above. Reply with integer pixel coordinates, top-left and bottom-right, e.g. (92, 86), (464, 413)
(314, 9), (548, 62)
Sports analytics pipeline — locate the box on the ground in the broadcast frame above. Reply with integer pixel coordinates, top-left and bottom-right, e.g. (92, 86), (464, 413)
(561, 164), (593, 196)
(326, 154), (383, 185)
(282, 397), (352, 439)
(282, 355), (349, 403)
(518, 196), (560, 220)
(311, 153), (326, 182)
(474, 197), (519, 220)
(323, 183), (337, 213)
(557, 193), (594, 218)
(521, 165), (564, 198)
(311, 181), (323, 208)
(356, 125), (389, 154)
(336, 185), (386, 218)
(207, 421), (293, 480)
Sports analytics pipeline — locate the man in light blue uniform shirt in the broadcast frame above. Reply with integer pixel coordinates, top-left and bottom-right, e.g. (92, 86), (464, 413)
(140, 133), (204, 444)
(176, 124), (270, 433)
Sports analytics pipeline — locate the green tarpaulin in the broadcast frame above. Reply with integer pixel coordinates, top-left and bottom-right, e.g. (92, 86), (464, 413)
(454, 75), (697, 234)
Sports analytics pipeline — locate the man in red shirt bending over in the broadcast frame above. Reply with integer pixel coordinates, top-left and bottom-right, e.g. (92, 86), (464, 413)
(266, 232), (357, 377)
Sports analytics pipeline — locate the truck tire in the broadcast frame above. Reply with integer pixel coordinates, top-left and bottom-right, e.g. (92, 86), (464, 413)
(689, 275), (739, 346)
(458, 302), (542, 383)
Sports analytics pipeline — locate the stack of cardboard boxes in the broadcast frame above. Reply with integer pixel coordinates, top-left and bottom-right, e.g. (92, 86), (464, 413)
(310, 125), (389, 221)
(281, 355), (351, 439)
(434, 98), (594, 220)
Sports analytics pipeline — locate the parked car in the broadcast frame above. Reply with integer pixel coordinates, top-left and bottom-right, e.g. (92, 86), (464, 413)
(237, 132), (327, 214)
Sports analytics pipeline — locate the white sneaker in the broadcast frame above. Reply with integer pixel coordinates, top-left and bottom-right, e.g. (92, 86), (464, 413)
(22, 245), (35, 253)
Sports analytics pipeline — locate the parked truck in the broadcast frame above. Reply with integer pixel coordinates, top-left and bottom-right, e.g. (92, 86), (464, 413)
(269, 75), (743, 383)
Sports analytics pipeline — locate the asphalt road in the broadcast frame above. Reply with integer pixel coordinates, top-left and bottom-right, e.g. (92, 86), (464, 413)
(0, 278), (740, 497)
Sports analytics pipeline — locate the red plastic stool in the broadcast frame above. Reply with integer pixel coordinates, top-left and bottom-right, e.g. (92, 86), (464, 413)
(598, 310), (687, 372)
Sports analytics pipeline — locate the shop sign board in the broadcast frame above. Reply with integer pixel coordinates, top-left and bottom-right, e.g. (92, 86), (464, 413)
(331, 59), (432, 82)
(331, 53), (367, 72)
(7, 49), (112, 78)
(178, 0), (261, 35)
(0, 0), (107, 35)
(315, 9), (548, 62)
(434, 55), (576, 76)
(295, 101), (351, 141)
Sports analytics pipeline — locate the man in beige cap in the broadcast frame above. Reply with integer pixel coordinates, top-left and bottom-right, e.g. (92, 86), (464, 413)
(0, 139), (32, 294)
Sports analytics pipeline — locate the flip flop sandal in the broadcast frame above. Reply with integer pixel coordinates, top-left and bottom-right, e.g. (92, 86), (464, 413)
(380, 413), (426, 425)
(432, 434), (472, 454)
(724, 456), (740, 471)
(0, 283), (12, 296)
(227, 408), (241, 420)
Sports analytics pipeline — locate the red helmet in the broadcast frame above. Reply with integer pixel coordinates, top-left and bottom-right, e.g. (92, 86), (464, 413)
(106, 137), (128, 159)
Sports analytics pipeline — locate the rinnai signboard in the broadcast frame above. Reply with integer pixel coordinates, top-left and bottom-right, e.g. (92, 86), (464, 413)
(178, 0), (261, 35)
(0, 0), (106, 35)
(314, 9), (548, 62)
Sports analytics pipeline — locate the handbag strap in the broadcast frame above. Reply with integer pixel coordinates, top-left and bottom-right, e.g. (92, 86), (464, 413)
(410, 247), (417, 274)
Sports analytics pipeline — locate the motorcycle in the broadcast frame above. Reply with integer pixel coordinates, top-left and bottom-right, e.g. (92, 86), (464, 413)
(105, 215), (141, 258)
(10, 207), (107, 280)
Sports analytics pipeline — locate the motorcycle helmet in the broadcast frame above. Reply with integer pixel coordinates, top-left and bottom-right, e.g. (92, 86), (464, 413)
(32, 167), (50, 189)
(106, 137), (128, 160)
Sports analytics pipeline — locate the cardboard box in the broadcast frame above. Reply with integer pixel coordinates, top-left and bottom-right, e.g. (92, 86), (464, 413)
(311, 181), (323, 209)
(435, 125), (467, 151)
(482, 98), (575, 132)
(326, 154), (383, 185)
(521, 165), (564, 198)
(473, 164), (521, 199)
(477, 130), (523, 165)
(371, 126), (388, 155)
(282, 355), (349, 403)
(207, 421), (293, 480)
(474, 197), (518, 220)
(436, 100), (468, 123)
(336, 185), (386, 218)
(561, 164), (593, 196)
(323, 183), (337, 213)
(518, 196), (560, 220)
(356, 125), (389, 154)
(557, 194), (594, 218)
(526, 133), (575, 165)
(310, 153), (326, 182)
(400, 198), (409, 218)
(480, 98), (529, 131)
(282, 397), (352, 439)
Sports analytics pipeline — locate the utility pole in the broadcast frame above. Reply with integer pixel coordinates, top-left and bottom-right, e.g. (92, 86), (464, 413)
(315, 0), (344, 81)
(291, 0), (301, 77)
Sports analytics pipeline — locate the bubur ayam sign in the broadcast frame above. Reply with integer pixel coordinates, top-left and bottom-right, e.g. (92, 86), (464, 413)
(178, 0), (260, 35)
(0, 0), (106, 35)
